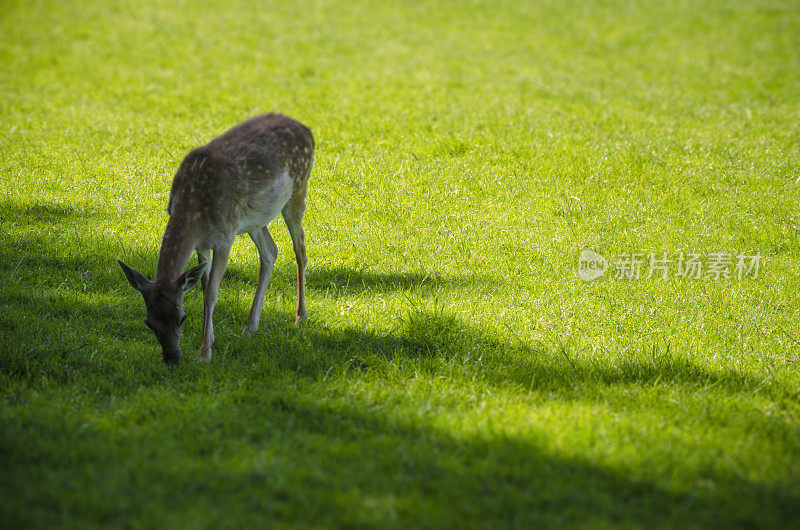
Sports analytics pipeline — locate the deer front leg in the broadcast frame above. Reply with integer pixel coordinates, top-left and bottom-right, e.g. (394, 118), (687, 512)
(199, 245), (231, 362)
(244, 227), (278, 334)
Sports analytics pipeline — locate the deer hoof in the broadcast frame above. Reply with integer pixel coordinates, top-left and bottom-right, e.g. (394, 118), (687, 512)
(198, 346), (212, 362)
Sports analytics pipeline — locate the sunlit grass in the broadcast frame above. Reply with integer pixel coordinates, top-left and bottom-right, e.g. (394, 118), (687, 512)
(1, 0), (799, 527)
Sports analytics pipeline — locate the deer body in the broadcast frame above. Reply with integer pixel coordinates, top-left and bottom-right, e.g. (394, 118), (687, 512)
(119, 113), (313, 363)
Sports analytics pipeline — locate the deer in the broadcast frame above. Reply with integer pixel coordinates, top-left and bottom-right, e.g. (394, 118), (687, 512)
(118, 113), (314, 364)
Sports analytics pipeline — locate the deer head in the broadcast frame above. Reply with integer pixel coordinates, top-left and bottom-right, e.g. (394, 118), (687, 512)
(118, 260), (206, 364)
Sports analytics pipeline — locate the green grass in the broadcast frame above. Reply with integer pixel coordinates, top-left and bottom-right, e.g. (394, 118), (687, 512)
(2, 0), (800, 527)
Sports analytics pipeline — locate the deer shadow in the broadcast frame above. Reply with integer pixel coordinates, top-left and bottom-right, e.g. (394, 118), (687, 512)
(222, 262), (496, 297)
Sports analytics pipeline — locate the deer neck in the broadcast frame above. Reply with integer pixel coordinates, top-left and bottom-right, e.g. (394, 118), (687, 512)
(154, 214), (198, 284)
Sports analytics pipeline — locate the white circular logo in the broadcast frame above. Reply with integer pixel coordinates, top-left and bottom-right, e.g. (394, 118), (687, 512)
(577, 249), (607, 281)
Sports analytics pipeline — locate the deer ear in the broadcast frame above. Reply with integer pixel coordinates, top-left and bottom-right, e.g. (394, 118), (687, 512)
(118, 260), (151, 293)
(178, 262), (206, 293)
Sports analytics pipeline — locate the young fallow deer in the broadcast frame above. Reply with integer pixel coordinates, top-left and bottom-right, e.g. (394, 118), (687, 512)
(118, 113), (313, 364)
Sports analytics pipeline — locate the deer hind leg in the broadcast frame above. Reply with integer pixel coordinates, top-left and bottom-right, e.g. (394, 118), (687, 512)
(282, 198), (307, 326)
(196, 249), (211, 291)
(199, 244), (231, 362)
(244, 227), (278, 334)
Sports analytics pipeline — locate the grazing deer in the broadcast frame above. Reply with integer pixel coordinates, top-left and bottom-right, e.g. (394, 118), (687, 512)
(118, 113), (313, 364)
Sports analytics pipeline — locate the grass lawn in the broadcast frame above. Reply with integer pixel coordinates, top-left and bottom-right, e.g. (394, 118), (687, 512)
(1, 0), (799, 527)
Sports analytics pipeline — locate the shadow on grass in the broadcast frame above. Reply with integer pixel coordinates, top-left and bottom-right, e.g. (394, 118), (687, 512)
(176, 390), (797, 528)
(1, 371), (797, 528)
(0, 218), (792, 398)
(3, 290), (785, 402)
(222, 262), (495, 296)
(0, 201), (95, 223)
(1, 217), (798, 527)
(306, 265), (467, 293)
(244, 305), (789, 399)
